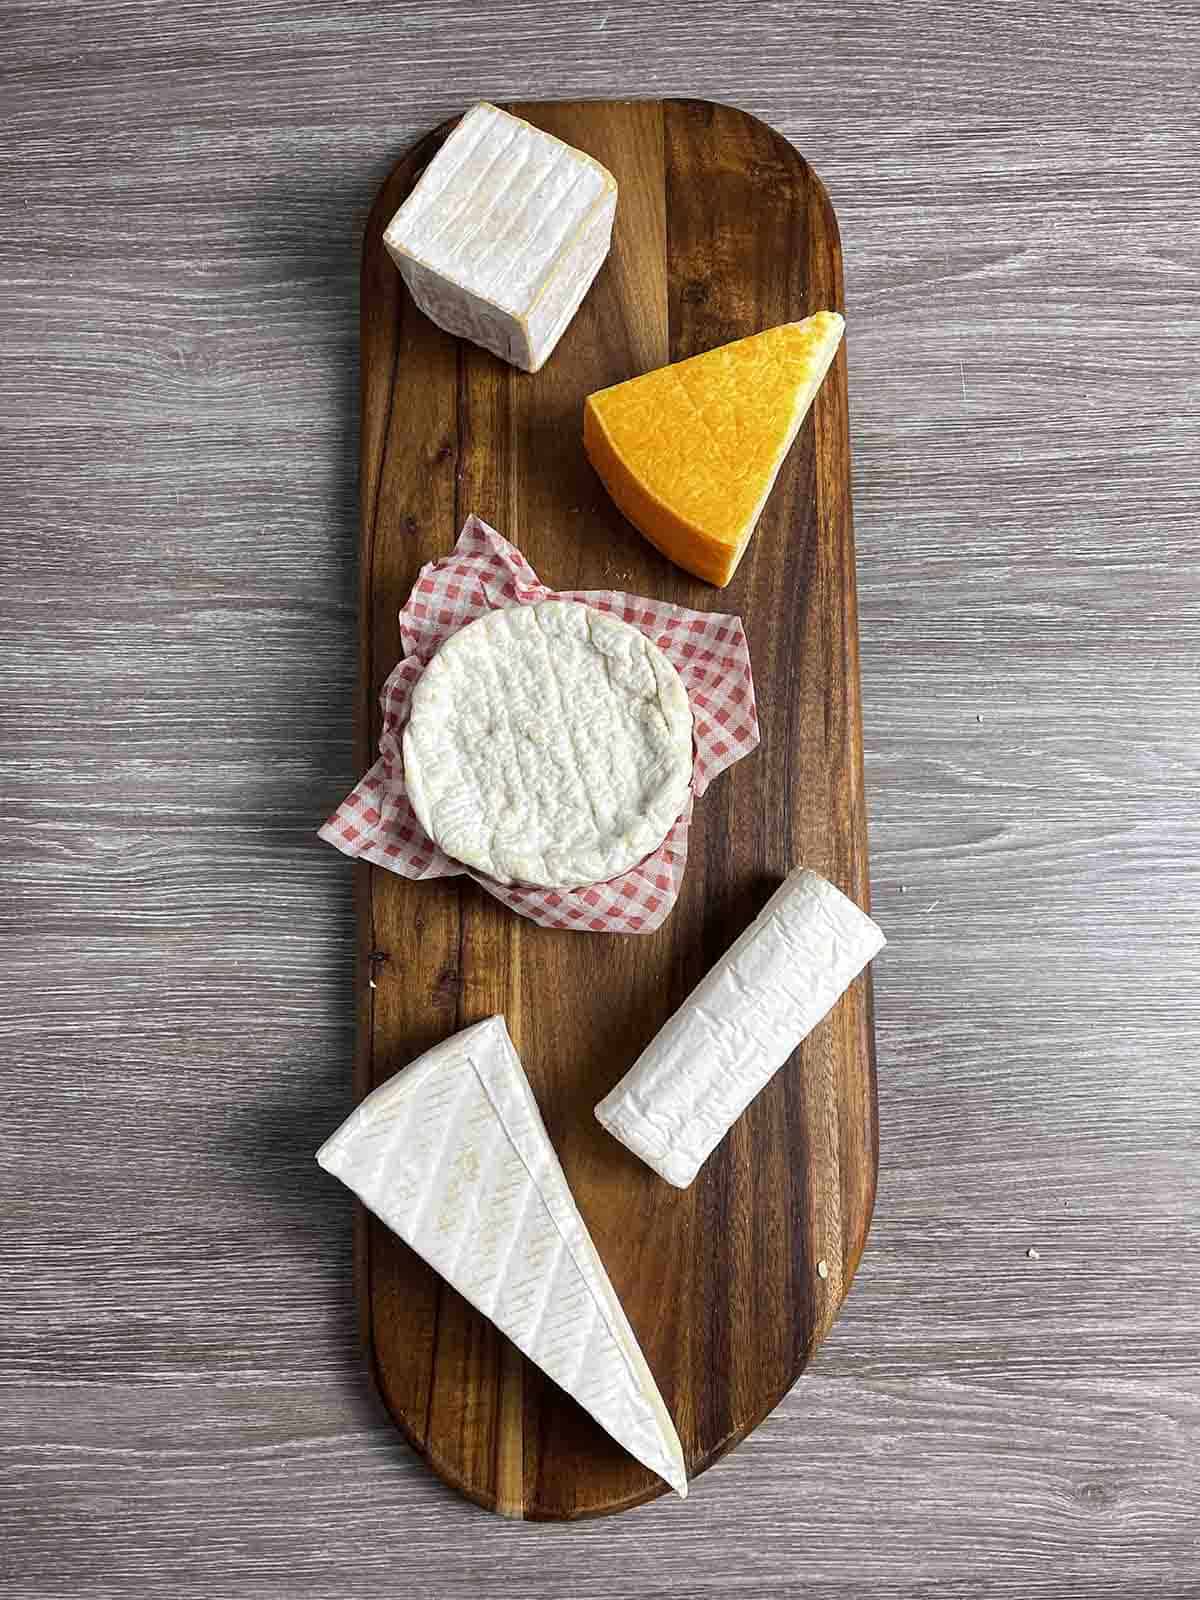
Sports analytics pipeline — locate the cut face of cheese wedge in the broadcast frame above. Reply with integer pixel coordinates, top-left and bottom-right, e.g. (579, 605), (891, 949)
(316, 1016), (688, 1498)
(584, 312), (845, 587)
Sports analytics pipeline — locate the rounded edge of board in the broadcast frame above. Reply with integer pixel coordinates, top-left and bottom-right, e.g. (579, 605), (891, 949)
(354, 98), (878, 1521)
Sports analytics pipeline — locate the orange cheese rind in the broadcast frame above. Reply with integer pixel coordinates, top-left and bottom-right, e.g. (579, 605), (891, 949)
(584, 312), (845, 587)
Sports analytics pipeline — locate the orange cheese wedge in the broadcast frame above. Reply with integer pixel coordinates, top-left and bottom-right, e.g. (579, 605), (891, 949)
(584, 312), (845, 587)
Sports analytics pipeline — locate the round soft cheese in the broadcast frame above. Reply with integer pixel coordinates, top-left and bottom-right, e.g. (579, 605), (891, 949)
(403, 600), (694, 889)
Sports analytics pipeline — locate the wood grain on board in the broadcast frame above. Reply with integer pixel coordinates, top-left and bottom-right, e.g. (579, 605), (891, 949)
(5, 0), (1200, 1589)
(356, 98), (873, 1518)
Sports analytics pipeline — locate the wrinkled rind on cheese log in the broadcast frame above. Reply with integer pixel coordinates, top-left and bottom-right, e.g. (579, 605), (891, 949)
(595, 868), (883, 1187)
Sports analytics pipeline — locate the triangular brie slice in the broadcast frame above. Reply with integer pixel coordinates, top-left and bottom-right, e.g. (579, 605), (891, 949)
(584, 311), (845, 587)
(317, 1016), (687, 1497)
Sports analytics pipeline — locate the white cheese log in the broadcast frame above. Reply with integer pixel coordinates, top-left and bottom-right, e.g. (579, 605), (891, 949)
(384, 102), (617, 373)
(595, 869), (885, 1188)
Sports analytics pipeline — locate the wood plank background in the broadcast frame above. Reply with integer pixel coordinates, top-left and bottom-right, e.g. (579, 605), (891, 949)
(2, 0), (1197, 1593)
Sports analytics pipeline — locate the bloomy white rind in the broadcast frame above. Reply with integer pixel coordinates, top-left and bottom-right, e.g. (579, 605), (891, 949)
(402, 600), (694, 890)
(316, 1016), (688, 1496)
(383, 102), (618, 372)
(594, 869), (885, 1188)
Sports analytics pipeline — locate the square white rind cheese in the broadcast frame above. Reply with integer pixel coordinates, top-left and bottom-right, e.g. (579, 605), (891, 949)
(316, 1015), (687, 1497)
(595, 869), (886, 1188)
(384, 102), (618, 372)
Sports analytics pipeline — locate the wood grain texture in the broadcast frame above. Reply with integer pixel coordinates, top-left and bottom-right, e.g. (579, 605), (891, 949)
(357, 98), (873, 1518)
(1, 0), (1198, 1589)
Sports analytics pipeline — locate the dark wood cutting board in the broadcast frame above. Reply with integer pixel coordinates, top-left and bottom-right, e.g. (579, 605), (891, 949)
(354, 98), (875, 1519)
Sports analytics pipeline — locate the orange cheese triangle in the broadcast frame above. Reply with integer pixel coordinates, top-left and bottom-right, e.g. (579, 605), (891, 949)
(584, 312), (845, 587)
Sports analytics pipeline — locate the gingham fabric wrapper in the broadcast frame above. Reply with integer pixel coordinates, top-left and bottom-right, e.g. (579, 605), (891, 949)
(319, 515), (759, 933)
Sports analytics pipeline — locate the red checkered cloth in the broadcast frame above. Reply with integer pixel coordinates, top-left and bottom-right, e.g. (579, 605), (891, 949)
(320, 515), (759, 933)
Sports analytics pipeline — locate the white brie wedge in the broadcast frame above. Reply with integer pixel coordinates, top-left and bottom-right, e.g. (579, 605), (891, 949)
(384, 102), (617, 372)
(317, 1016), (687, 1497)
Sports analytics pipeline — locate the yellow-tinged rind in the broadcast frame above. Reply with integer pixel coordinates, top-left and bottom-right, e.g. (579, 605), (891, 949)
(385, 102), (618, 373)
(584, 313), (845, 586)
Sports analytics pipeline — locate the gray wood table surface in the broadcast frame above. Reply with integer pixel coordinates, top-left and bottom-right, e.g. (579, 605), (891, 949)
(3, 2), (1198, 1595)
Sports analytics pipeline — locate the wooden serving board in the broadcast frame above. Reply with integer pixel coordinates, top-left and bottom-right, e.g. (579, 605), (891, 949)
(355, 99), (875, 1519)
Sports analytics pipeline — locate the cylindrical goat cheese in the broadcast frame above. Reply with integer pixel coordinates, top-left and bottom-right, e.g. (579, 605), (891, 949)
(594, 868), (885, 1188)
